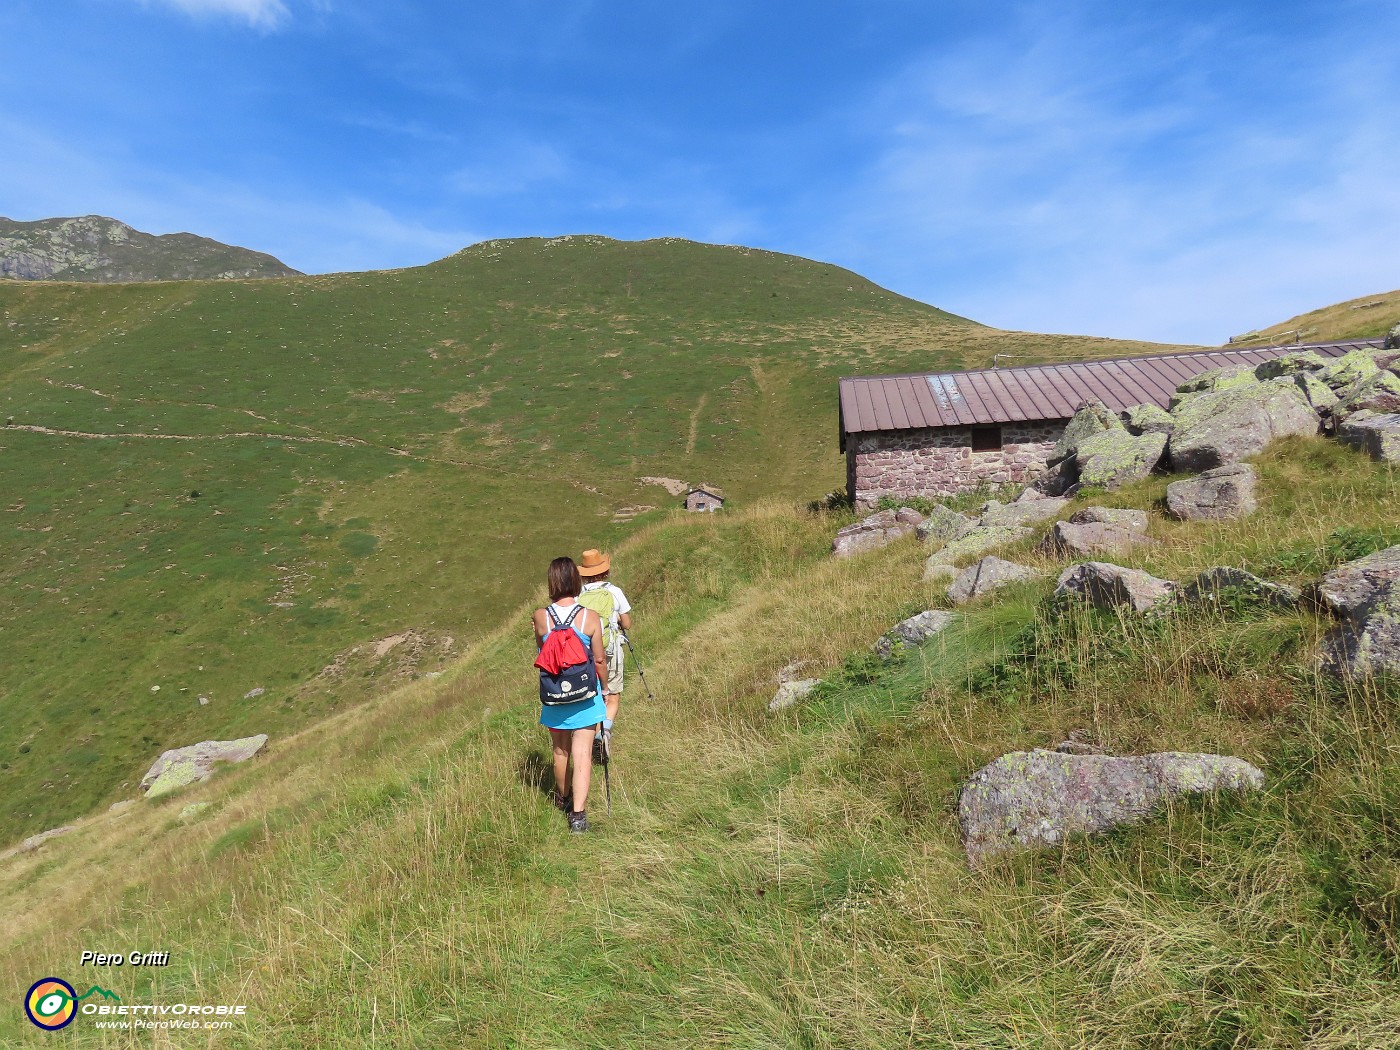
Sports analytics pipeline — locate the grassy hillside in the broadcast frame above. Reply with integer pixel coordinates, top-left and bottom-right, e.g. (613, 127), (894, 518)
(1227, 287), (1400, 347)
(0, 235), (1183, 839)
(2, 434), (1397, 1047)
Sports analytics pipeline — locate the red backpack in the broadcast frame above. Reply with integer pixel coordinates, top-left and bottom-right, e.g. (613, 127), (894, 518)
(535, 606), (598, 705)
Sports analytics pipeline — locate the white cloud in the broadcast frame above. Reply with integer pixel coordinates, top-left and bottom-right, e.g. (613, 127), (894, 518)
(143, 0), (293, 30)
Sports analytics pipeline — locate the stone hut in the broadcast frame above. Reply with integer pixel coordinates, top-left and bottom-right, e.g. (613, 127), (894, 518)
(685, 485), (725, 512)
(838, 341), (1379, 507)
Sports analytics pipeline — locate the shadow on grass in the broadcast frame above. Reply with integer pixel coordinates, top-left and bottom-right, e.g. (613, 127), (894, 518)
(517, 751), (554, 798)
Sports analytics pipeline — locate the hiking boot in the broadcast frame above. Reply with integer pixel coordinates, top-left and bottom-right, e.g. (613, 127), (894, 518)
(568, 810), (588, 835)
(552, 790), (571, 814)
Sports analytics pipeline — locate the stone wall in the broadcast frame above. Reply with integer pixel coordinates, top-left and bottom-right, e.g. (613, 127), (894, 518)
(848, 422), (1065, 506)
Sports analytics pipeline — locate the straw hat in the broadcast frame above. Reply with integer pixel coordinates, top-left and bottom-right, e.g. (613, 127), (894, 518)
(578, 548), (611, 577)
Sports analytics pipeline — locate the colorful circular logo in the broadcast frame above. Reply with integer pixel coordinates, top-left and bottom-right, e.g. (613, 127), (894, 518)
(25, 978), (77, 1031)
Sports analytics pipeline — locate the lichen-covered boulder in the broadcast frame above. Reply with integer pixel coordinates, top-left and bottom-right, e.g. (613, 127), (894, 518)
(1050, 400), (1119, 465)
(832, 509), (916, 557)
(1026, 457), (1080, 498)
(958, 750), (1264, 866)
(1385, 322), (1400, 351)
(1338, 412), (1400, 463)
(1180, 567), (1301, 610)
(978, 497), (1070, 528)
(1310, 546), (1400, 618)
(1122, 403), (1175, 436)
(1075, 429), (1168, 489)
(1168, 380), (1320, 473)
(1173, 365), (1260, 400)
(922, 558), (957, 583)
(874, 610), (956, 659)
(1335, 369), (1400, 420)
(768, 678), (821, 713)
(915, 504), (974, 544)
(1069, 506), (1149, 532)
(1165, 463), (1258, 521)
(140, 734), (269, 798)
(946, 556), (1041, 605)
(1255, 350), (1330, 380)
(1318, 349), (1382, 392)
(1311, 547), (1400, 679)
(932, 524), (1034, 564)
(1054, 562), (1177, 614)
(1290, 372), (1342, 417)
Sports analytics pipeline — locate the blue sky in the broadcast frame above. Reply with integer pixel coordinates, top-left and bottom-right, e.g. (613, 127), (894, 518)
(2, 0), (1397, 344)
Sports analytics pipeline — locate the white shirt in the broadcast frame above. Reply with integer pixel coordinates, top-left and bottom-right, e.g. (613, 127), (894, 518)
(581, 581), (631, 627)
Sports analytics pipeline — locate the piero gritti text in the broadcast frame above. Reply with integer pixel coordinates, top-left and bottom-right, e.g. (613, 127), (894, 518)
(81, 950), (171, 967)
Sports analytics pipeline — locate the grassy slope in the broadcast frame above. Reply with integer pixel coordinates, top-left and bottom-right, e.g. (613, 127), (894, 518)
(1227, 287), (1400, 347)
(2, 435), (1398, 1048)
(0, 236), (1183, 838)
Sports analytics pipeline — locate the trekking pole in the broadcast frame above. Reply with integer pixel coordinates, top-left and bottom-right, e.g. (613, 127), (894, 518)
(620, 633), (656, 702)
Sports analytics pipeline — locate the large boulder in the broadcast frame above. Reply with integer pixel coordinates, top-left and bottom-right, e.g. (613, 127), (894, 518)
(922, 558), (957, 583)
(140, 734), (269, 798)
(1253, 350), (1329, 380)
(1040, 516), (1152, 558)
(978, 497), (1070, 528)
(1338, 412), (1400, 463)
(915, 504), (974, 543)
(1335, 369), (1400, 420)
(1311, 547), (1400, 679)
(874, 610), (956, 659)
(1168, 379), (1320, 473)
(1180, 567), (1301, 610)
(1054, 562), (1177, 614)
(768, 678), (820, 713)
(946, 556), (1041, 605)
(0, 825), (76, 863)
(1050, 400), (1119, 465)
(1075, 430), (1168, 489)
(1069, 506), (1149, 532)
(1317, 349), (1383, 392)
(1122, 403), (1175, 436)
(832, 509), (916, 557)
(1385, 322), (1400, 351)
(959, 749), (1264, 866)
(931, 524), (1034, 565)
(1026, 458), (1080, 498)
(1165, 463), (1258, 521)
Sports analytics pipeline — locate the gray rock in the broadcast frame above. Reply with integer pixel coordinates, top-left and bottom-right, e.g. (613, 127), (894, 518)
(1027, 458), (1080, 498)
(1040, 519), (1153, 558)
(1335, 369), (1400, 420)
(1051, 400), (1121, 465)
(768, 678), (820, 713)
(179, 802), (212, 823)
(1253, 350), (1330, 380)
(874, 610), (957, 659)
(894, 507), (926, 526)
(832, 509), (916, 557)
(1165, 463), (1258, 521)
(1173, 364), (1260, 398)
(1075, 430), (1168, 489)
(1338, 412), (1400, 463)
(947, 556), (1041, 605)
(1054, 562), (1177, 614)
(140, 734), (270, 798)
(1069, 506), (1150, 532)
(915, 504), (974, 543)
(922, 558), (958, 583)
(1310, 545), (1400, 619)
(243, 686), (265, 699)
(1168, 379), (1320, 473)
(959, 750), (1264, 866)
(1318, 349), (1382, 393)
(108, 800), (135, 815)
(0, 825), (76, 862)
(978, 497), (1070, 528)
(1121, 403), (1175, 436)
(932, 523), (1034, 565)
(1385, 322), (1400, 351)
(1180, 567), (1301, 610)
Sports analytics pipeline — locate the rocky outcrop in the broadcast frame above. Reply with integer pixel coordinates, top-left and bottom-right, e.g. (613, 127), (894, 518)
(1338, 412), (1400, 463)
(958, 750), (1264, 866)
(1075, 429), (1168, 490)
(946, 556), (1041, 605)
(916, 505), (974, 543)
(0, 825), (76, 862)
(140, 735), (269, 798)
(1165, 463), (1258, 521)
(1122, 403), (1175, 436)
(1180, 567), (1301, 610)
(1168, 379), (1320, 472)
(874, 610), (956, 659)
(768, 678), (820, 713)
(1049, 400), (1119, 465)
(1385, 323), (1400, 351)
(0, 215), (300, 282)
(832, 509), (916, 556)
(1054, 562), (1177, 614)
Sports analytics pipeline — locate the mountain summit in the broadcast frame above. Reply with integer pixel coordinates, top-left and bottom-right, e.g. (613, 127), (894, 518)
(0, 215), (300, 282)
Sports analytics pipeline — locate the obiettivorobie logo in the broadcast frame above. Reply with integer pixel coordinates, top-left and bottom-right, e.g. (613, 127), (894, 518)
(24, 978), (120, 1031)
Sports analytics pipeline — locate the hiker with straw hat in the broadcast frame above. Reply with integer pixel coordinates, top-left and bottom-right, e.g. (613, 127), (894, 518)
(576, 548), (632, 759)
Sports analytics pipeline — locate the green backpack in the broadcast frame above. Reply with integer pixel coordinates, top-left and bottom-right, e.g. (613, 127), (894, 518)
(577, 585), (618, 652)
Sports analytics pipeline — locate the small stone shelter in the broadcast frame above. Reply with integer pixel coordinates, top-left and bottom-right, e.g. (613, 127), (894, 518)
(685, 485), (725, 512)
(839, 340), (1380, 507)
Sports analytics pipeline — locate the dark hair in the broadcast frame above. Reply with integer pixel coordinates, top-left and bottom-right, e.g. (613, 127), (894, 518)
(548, 557), (581, 602)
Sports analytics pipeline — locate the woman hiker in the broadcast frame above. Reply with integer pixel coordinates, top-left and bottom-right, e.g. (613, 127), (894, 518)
(576, 548), (632, 761)
(533, 556), (609, 834)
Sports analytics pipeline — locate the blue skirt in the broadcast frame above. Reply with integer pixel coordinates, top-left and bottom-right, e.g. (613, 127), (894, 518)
(540, 692), (605, 731)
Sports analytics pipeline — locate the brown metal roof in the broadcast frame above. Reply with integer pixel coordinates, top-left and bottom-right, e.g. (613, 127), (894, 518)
(839, 340), (1382, 445)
